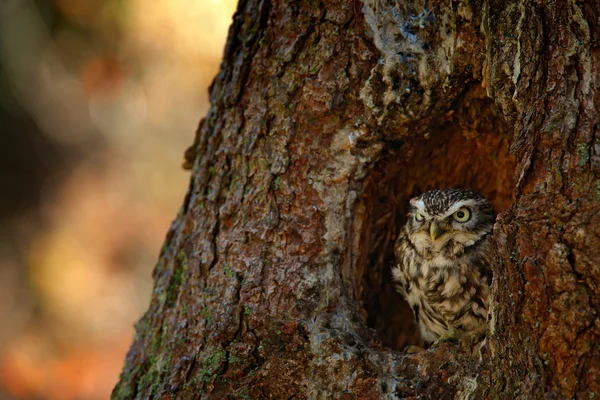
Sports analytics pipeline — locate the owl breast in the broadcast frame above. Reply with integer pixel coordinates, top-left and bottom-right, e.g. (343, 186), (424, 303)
(392, 233), (491, 342)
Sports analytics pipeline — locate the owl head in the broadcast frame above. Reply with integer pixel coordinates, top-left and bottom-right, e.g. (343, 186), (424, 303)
(406, 189), (495, 252)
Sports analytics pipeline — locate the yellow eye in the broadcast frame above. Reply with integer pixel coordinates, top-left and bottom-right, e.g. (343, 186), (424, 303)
(452, 208), (471, 222)
(415, 213), (424, 222)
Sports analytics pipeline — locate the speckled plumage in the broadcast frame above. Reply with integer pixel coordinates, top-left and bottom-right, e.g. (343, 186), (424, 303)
(392, 189), (494, 344)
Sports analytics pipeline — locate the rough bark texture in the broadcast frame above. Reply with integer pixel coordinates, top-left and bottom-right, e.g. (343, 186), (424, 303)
(114, 0), (600, 398)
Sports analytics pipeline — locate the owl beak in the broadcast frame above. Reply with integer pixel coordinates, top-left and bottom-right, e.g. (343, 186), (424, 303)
(430, 222), (443, 241)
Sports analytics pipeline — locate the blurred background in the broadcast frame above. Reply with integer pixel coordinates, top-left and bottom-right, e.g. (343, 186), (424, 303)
(0, 0), (236, 398)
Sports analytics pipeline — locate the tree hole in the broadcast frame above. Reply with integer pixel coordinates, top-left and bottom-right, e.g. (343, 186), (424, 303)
(358, 87), (517, 350)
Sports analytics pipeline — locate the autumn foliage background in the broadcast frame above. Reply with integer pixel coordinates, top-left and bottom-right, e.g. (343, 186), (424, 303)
(0, 1), (236, 398)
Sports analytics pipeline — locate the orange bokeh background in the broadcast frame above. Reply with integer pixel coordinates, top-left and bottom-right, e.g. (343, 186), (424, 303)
(0, 1), (237, 398)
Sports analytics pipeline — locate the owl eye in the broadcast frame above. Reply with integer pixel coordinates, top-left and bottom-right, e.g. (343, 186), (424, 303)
(452, 207), (471, 222)
(415, 213), (424, 222)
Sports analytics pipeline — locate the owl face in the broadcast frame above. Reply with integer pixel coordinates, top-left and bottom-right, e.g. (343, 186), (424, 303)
(406, 189), (495, 253)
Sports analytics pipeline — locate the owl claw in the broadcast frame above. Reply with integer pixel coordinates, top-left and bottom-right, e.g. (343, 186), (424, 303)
(432, 330), (487, 358)
(432, 327), (458, 346)
(403, 345), (425, 354)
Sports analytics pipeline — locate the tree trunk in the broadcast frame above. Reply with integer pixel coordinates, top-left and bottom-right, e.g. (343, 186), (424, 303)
(113, 0), (600, 398)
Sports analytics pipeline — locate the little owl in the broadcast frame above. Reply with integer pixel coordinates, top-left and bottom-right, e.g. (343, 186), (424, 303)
(392, 189), (494, 344)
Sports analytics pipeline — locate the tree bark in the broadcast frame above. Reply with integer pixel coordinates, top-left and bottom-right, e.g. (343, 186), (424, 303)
(113, 0), (600, 398)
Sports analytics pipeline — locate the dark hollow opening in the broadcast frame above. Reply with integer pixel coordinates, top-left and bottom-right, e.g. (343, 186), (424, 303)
(359, 86), (517, 350)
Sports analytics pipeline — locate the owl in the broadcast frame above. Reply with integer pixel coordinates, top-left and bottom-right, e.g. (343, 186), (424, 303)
(392, 189), (494, 345)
